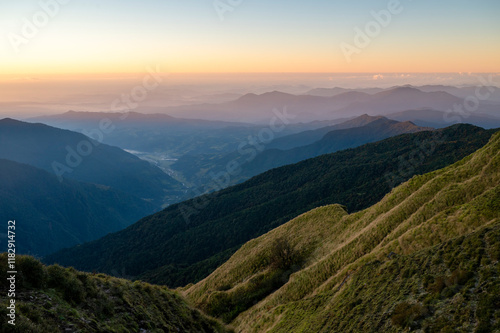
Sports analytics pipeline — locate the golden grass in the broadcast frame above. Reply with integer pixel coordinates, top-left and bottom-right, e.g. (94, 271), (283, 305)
(184, 131), (500, 332)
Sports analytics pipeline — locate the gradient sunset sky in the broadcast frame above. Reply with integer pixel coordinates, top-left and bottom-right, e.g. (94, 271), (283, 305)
(1, 0), (499, 75)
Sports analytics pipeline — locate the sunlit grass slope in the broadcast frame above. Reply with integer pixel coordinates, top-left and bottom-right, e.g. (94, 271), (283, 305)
(184, 131), (500, 332)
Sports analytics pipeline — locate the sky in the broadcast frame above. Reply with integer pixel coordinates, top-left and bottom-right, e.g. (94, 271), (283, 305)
(0, 0), (499, 76)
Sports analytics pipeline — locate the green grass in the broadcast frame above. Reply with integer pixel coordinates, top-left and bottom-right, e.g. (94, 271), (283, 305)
(0, 255), (230, 333)
(3, 128), (498, 332)
(45, 124), (495, 288)
(268, 223), (500, 332)
(184, 130), (500, 332)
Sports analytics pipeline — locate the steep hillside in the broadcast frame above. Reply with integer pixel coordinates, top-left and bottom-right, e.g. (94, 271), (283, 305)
(0, 118), (184, 207)
(0, 255), (230, 333)
(0, 159), (155, 256)
(45, 125), (496, 288)
(184, 130), (500, 332)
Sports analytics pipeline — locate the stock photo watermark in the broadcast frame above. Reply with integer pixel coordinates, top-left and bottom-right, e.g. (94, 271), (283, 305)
(6, 220), (17, 326)
(384, 131), (446, 189)
(179, 106), (296, 223)
(213, 0), (243, 21)
(385, 75), (499, 188)
(7, 0), (72, 54)
(444, 75), (498, 123)
(51, 66), (163, 182)
(340, 0), (405, 63)
(110, 66), (163, 112)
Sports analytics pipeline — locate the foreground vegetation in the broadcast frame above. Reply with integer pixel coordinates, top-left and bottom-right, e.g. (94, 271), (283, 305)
(0, 255), (229, 333)
(1, 129), (498, 332)
(184, 130), (500, 332)
(46, 125), (495, 287)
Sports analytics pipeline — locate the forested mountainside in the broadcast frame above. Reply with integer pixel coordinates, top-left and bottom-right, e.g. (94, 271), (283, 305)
(45, 125), (496, 288)
(185, 130), (500, 332)
(172, 116), (430, 187)
(0, 118), (184, 208)
(0, 159), (155, 256)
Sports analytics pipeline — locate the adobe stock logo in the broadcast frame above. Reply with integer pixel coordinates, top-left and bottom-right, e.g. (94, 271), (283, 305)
(51, 66), (163, 182)
(443, 75), (499, 124)
(7, 0), (72, 54)
(213, 0), (243, 21)
(340, 0), (405, 63)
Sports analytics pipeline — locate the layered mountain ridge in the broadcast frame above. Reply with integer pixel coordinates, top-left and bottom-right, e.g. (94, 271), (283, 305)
(0, 118), (184, 207)
(45, 124), (496, 289)
(184, 129), (500, 332)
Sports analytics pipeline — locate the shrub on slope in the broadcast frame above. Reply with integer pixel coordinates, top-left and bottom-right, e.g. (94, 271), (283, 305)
(184, 131), (500, 332)
(45, 125), (495, 288)
(0, 255), (230, 333)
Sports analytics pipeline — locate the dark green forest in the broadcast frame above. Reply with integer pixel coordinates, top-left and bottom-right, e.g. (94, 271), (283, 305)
(45, 124), (497, 287)
(0, 159), (156, 256)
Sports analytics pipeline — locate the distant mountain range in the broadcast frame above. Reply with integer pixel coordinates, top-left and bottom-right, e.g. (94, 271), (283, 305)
(45, 124), (496, 287)
(8, 82), (499, 332)
(27, 111), (255, 157)
(305, 87), (384, 97)
(26, 84), (500, 157)
(160, 86), (469, 122)
(305, 84), (500, 101)
(266, 113), (385, 150)
(241, 117), (431, 178)
(337, 86), (460, 115)
(27, 111), (340, 158)
(172, 115), (431, 187)
(413, 84), (500, 101)
(29, 110), (242, 130)
(387, 108), (500, 129)
(0, 118), (184, 207)
(0, 159), (155, 256)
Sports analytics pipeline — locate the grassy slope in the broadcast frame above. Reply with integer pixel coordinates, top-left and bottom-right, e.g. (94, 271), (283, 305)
(0, 255), (230, 333)
(45, 125), (495, 288)
(184, 131), (500, 332)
